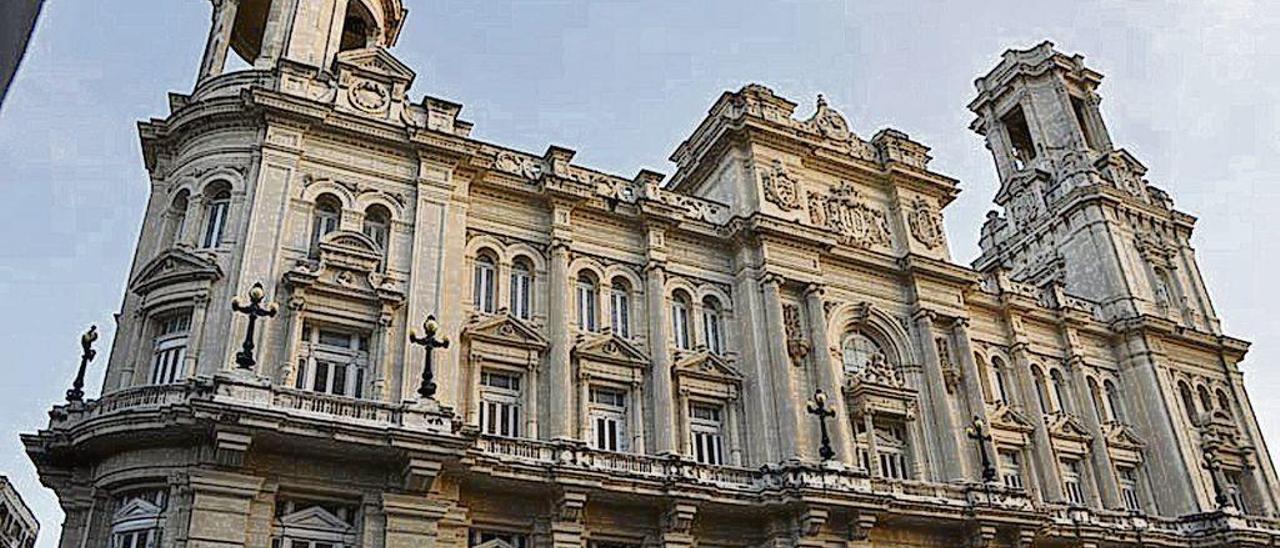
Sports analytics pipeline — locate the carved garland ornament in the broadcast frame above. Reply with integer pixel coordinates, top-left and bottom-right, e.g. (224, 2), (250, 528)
(783, 303), (810, 365)
(807, 182), (891, 248)
(761, 160), (803, 211)
(907, 197), (944, 250)
(494, 151), (544, 180)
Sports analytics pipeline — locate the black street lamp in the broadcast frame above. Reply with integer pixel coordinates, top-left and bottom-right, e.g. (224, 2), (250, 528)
(966, 415), (998, 483)
(65, 325), (98, 403)
(232, 282), (277, 369)
(410, 314), (450, 399)
(806, 389), (836, 461)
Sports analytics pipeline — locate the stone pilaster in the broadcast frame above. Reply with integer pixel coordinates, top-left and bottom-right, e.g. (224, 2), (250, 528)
(646, 261), (677, 455)
(185, 470), (265, 548)
(951, 318), (997, 481)
(803, 284), (854, 465)
(383, 493), (450, 548)
(913, 309), (965, 481)
(660, 502), (697, 548)
(761, 274), (802, 461)
(1010, 342), (1063, 503)
(547, 238), (573, 440)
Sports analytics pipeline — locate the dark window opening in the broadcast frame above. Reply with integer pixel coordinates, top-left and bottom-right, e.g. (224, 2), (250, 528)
(1001, 105), (1037, 170)
(339, 3), (376, 53)
(1071, 96), (1097, 150)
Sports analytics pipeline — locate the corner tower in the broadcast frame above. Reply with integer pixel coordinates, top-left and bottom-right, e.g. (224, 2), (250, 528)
(969, 41), (1219, 332)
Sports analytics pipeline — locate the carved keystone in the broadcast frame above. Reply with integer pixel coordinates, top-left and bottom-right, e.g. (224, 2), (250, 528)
(662, 502), (697, 535)
(555, 491), (588, 524)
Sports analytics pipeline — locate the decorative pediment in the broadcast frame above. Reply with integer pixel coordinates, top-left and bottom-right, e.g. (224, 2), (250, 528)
(129, 247), (222, 295)
(573, 332), (649, 367)
(284, 232), (404, 306)
(1104, 422), (1146, 451)
(462, 314), (546, 350)
(320, 230), (382, 267)
(673, 350), (742, 383)
(112, 498), (163, 522)
(334, 47), (416, 84)
(803, 94), (855, 142)
(277, 505), (354, 532)
(988, 405), (1036, 434)
(1048, 413), (1093, 443)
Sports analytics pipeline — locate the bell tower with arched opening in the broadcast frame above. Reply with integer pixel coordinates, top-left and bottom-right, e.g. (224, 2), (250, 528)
(197, 0), (407, 82)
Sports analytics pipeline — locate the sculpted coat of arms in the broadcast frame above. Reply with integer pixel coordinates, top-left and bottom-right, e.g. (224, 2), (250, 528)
(807, 182), (891, 249)
(907, 198), (944, 250)
(761, 160), (803, 211)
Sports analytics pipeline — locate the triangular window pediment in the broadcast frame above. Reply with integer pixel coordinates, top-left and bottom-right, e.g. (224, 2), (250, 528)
(673, 350), (741, 382)
(474, 541), (517, 548)
(988, 405), (1035, 433)
(463, 314), (547, 349)
(574, 333), (649, 366)
(335, 47), (416, 83)
(1105, 422), (1146, 450)
(113, 498), (163, 522)
(277, 506), (353, 533)
(1049, 413), (1093, 442)
(129, 248), (221, 295)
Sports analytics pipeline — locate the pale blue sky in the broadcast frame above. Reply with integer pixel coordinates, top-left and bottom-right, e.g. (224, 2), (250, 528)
(2, 1), (1278, 544)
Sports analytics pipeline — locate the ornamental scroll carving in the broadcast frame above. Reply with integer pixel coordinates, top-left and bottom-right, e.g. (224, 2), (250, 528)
(807, 182), (891, 248)
(907, 197), (944, 250)
(494, 151), (544, 180)
(761, 160), (803, 211)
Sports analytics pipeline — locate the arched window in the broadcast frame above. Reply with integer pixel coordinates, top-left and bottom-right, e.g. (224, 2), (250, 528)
(577, 272), (599, 332)
(671, 291), (692, 350)
(1087, 377), (1106, 423)
(991, 356), (1011, 403)
(338, 1), (375, 52)
(702, 296), (725, 355)
(609, 278), (630, 338)
(168, 191), (189, 246)
(1050, 369), (1068, 413)
(310, 194), (342, 255)
(1104, 380), (1124, 422)
(201, 186), (231, 248)
(1032, 365), (1051, 415)
(473, 252), (498, 314)
(1178, 381), (1197, 423)
(842, 332), (886, 374)
(510, 258), (533, 320)
(361, 204), (390, 252)
(1216, 389), (1233, 418)
(1197, 385), (1214, 413)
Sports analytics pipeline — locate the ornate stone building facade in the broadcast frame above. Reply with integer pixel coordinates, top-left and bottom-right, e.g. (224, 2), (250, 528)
(20, 2), (1280, 547)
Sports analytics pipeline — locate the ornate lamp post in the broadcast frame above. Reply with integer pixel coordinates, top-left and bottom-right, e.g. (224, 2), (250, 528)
(232, 282), (278, 369)
(65, 325), (98, 403)
(806, 389), (836, 461)
(410, 314), (450, 399)
(966, 415), (998, 483)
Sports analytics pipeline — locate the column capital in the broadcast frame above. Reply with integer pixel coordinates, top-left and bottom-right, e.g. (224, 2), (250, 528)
(951, 316), (971, 330)
(761, 272), (787, 288)
(804, 282), (826, 299)
(550, 236), (573, 253)
(911, 307), (938, 324)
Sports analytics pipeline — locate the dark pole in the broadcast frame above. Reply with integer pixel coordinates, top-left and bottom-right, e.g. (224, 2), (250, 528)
(65, 325), (99, 403)
(806, 389), (836, 461)
(410, 314), (450, 399)
(232, 282), (278, 369)
(966, 415), (998, 483)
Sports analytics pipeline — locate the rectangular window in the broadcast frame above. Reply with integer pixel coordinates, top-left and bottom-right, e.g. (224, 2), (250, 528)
(1071, 95), (1096, 150)
(689, 403), (725, 465)
(873, 421), (910, 480)
(999, 450), (1024, 489)
(298, 324), (369, 398)
(1225, 471), (1248, 513)
(1000, 105), (1037, 170)
(1061, 459), (1086, 505)
(589, 387), (627, 452)
(479, 370), (522, 438)
(1117, 466), (1142, 511)
(150, 310), (192, 385)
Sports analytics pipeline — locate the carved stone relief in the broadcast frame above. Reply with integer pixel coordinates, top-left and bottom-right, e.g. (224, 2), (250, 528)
(761, 160), (803, 211)
(907, 197), (944, 250)
(806, 182), (891, 248)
